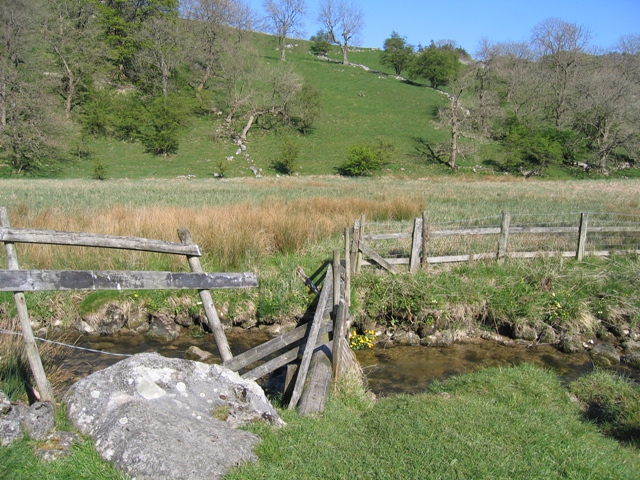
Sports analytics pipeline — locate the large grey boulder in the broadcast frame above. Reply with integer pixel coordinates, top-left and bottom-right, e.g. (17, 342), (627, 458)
(66, 353), (283, 480)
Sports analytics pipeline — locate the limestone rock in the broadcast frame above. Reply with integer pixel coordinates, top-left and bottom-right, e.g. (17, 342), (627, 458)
(590, 343), (620, 367)
(0, 408), (23, 447)
(558, 334), (583, 354)
(393, 330), (420, 346)
(82, 303), (127, 335)
(622, 353), (640, 369)
(35, 431), (80, 462)
(23, 401), (55, 441)
(513, 324), (538, 342)
(146, 311), (180, 343)
(0, 390), (11, 415)
(184, 346), (214, 362)
(66, 353), (283, 480)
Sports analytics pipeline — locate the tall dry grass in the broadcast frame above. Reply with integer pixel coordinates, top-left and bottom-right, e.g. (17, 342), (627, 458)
(5, 196), (424, 271)
(0, 315), (69, 401)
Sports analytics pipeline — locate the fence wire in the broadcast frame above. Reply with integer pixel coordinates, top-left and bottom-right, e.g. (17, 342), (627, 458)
(361, 213), (640, 263)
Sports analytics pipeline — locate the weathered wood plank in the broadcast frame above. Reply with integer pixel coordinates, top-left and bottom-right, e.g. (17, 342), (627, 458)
(364, 233), (412, 241)
(425, 253), (497, 264)
(225, 321), (333, 372)
(360, 258), (410, 266)
(177, 227), (232, 363)
(241, 329), (333, 381)
(332, 300), (348, 381)
(0, 228), (201, 256)
(289, 266), (334, 409)
(0, 270), (258, 292)
(0, 208), (55, 402)
(507, 251), (575, 259)
(431, 227), (500, 237)
(298, 343), (333, 416)
(409, 217), (423, 274)
(359, 241), (399, 274)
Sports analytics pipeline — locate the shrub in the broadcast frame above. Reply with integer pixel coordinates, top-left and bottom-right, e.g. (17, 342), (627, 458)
(272, 136), (300, 175)
(92, 162), (107, 180)
(337, 139), (394, 176)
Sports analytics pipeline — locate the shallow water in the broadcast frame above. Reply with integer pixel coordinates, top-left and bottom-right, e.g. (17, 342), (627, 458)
(356, 339), (640, 396)
(54, 332), (638, 397)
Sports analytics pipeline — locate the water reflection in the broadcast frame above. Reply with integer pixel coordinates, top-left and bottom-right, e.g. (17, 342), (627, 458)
(355, 339), (639, 396)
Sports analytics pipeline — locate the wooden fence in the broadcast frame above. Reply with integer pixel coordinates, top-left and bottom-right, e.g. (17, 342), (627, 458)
(350, 212), (640, 275)
(0, 207), (256, 402)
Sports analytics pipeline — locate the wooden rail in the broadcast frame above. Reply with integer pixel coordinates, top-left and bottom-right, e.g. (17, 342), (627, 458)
(352, 212), (640, 274)
(0, 207), (257, 401)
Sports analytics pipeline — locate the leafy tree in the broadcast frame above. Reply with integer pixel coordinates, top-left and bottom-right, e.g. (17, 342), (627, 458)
(262, 0), (306, 61)
(140, 94), (192, 155)
(317, 0), (363, 65)
(290, 82), (321, 134)
(409, 45), (461, 88)
(379, 31), (414, 76)
(94, 0), (179, 79)
(310, 31), (332, 56)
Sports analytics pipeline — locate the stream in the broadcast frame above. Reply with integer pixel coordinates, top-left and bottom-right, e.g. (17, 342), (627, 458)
(54, 331), (639, 397)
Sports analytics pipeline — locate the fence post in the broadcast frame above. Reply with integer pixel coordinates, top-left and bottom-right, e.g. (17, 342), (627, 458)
(333, 250), (341, 314)
(576, 213), (589, 261)
(421, 211), (430, 270)
(177, 228), (233, 363)
(0, 208), (55, 402)
(344, 228), (351, 307)
(356, 213), (366, 273)
(350, 218), (360, 275)
(498, 212), (511, 263)
(409, 216), (423, 274)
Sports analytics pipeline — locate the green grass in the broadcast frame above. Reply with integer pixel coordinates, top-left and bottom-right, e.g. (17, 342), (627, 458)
(226, 364), (640, 479)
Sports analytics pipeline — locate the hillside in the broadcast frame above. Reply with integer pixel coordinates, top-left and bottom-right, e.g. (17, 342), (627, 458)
(52, 36), (455, 179)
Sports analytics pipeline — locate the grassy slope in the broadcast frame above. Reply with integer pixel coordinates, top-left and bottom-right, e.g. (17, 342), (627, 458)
(57, 38), (451, 179)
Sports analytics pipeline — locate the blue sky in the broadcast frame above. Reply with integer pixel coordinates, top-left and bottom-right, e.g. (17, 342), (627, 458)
(246, 0), (640, 54)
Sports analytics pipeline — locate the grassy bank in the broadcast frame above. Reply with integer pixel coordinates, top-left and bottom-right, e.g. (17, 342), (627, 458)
(2, 365), (639, 479)
(227, 364), (640, 479)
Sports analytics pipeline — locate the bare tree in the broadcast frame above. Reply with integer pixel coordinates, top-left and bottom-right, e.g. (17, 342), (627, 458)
(437, 71), (475, 169)
(134, 15), (184, 97)
(572, 53), (640, 171)
(0, 0), (32, 130)
(42, 0), (101, 119)
(183, 0), (253, 91)
(263, 0), (306, 61)
(317, 0), (363, 65)
(531, 18), (591, 127)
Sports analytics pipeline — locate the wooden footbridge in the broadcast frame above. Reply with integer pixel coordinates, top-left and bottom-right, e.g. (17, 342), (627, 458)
(1, 206), (358, 414)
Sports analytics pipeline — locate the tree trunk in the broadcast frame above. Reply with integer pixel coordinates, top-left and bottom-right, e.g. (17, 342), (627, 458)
(449, 97), (459, 169)
(341, 45), (349, 65)
(280, 37), (286, 61)
(65, 75), (75, 120)
(240, 112), (257, 142)
(197, 63), (212, 91)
